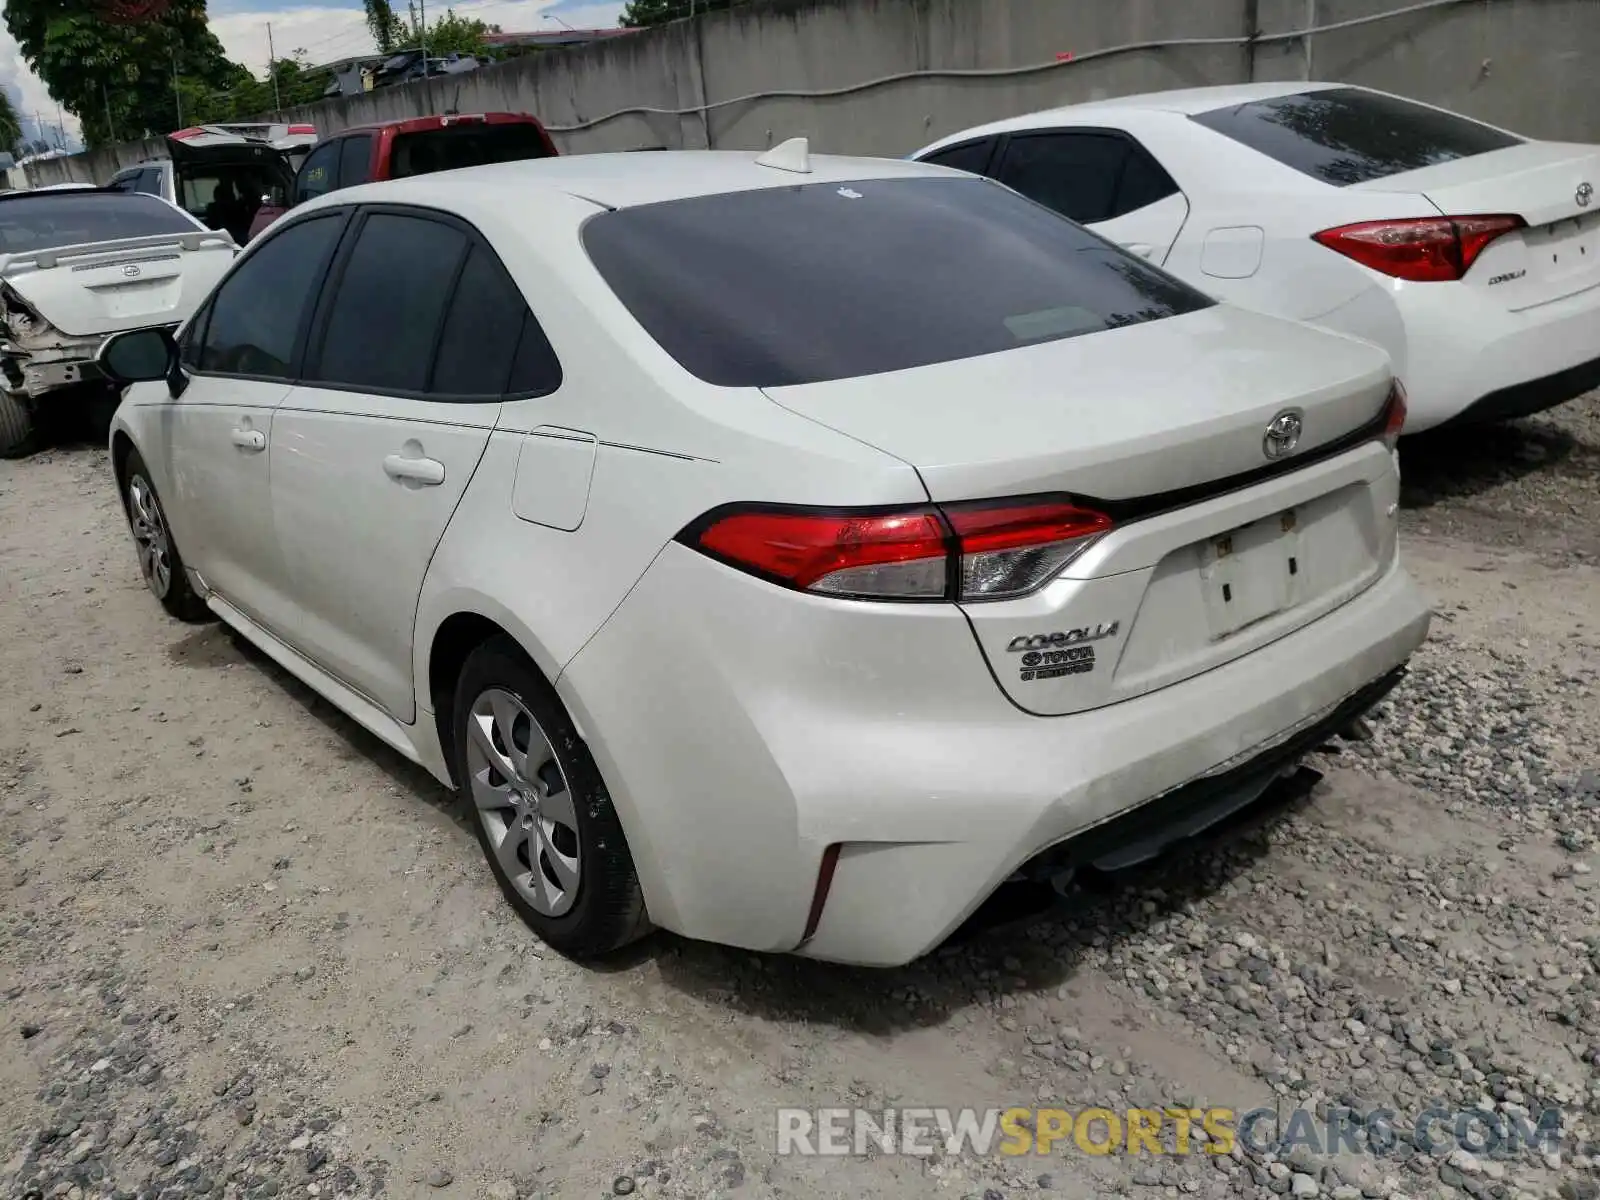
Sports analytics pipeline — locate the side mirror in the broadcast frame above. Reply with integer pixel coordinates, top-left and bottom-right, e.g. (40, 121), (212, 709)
(98, 327), (188, 397)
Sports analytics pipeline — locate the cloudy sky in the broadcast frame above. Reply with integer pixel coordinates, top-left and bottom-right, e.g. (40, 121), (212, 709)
(2, 0), (624, 145)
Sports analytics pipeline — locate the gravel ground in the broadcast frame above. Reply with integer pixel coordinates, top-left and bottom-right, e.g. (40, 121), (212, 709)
(2, 395), (1599, 1200)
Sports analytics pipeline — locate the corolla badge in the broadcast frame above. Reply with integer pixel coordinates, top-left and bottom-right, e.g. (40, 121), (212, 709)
(1578, 181), (1594, 208)
(121, 264), (141, 278)
(1262, 409), (1304, 460)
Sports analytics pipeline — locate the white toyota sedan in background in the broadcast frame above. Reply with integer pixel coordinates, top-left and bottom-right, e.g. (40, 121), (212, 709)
(98, 145), (1428, 967)
(913, 83), (1600, 434)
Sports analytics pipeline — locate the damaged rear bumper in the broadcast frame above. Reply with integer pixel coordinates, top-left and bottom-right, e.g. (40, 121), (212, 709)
(0, 334), (110, 400)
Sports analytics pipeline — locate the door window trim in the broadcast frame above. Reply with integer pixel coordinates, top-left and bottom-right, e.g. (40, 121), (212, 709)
(988, 126), (1183, 222)
(919, 135), (1000, 176)
(297, 202), (563, 404)
(184, 208), (355, 385)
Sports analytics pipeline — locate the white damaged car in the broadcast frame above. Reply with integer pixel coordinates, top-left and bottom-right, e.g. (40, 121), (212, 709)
(0, 187), (234, 456)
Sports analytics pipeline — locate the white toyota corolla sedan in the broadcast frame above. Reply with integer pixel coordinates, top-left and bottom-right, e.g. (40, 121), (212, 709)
(913, 83), (1600, 434)
(98, 144), (1430, 967)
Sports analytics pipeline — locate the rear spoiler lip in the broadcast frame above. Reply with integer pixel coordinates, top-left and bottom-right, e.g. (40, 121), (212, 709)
(0, 230), (236, 275)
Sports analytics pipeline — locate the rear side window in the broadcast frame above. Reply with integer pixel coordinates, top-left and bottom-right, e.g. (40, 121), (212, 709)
(995, 132), (1179, 224)
(389, 123), (552, 179)
(921, 138), (996, 175)
(430, 245), (561, 396)
(198, 214), (344, 378)
(338, 135), (372, 188)
(0, 192), (196, 254)
(1190, 87), (1522, 186)
(312, 212), (466, 392)
(583, 176), (1211, 389)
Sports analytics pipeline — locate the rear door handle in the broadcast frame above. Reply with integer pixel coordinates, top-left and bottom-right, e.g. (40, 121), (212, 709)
(1123, 242), (1155, 258)
(230, 428), (266, 451)
(383, 454), (446, 486)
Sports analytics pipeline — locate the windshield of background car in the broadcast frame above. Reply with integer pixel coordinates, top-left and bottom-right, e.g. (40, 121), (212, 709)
(581, 175), (1213, 388)
(389, 124), (552, 179)
(0, 192), (197, 254)
(1190, 87), (1522, 187)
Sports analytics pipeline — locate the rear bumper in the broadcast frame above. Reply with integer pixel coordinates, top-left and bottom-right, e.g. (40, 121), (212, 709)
(559, 541), (1431, 967)
(1433, 351), (1600, 430)
(1384, 279), (1600, 432)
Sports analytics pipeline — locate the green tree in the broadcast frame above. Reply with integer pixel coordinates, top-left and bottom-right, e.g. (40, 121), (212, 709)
(0, 89), (22, 154)
(620, 0), (746, 28)
(412, 8), (497, 57)
(363, 0), (406, 54)
(5, 0), (241, 147)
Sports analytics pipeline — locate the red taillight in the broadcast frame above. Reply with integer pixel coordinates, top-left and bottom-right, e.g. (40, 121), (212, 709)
(1312, 215), (1524, 282)
(695, 508), (950, 599)
(944, 500), (1114, 600)
(1380, 379), (1408, 449)
(684, 497), (1113, 602)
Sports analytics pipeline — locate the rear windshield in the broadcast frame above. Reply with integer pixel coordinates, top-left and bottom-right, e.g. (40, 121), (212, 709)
(390, 124), (552, 179)
(0, 192), (197, 254)
(582, 176), (1213, 388)
(1190, 87), (1521, 187)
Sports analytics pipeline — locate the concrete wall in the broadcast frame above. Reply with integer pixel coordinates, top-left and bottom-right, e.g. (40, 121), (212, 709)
(22, 0), (1600, 188)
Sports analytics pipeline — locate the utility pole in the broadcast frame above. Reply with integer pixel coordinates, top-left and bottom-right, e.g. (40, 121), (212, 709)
(418, 0), (431, 113)
(171, 51), (183, 128)
(101, 83), (114, 144)
(267, 23), (283, 116)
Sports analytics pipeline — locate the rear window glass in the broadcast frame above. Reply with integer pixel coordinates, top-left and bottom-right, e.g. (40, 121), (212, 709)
(390, 124), (552, 179)
(0, 192), (197, 254)
(1190, 87), (1521, 187)
(582, 176), (1212, 388)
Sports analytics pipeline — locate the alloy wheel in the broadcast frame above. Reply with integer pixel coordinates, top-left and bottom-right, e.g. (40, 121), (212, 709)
(465, 687), (582, 917)
(127, 474), (173, 599)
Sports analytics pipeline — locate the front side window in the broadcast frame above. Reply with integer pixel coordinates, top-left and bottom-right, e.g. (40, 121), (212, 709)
(583, 176), (1211, 389)
(1190, 87), (1522, 186)
(0, 192), (197, 254)
(921, 138), (997, 176)
(310, 212), (466, 392)
(295, 141), (340, 204)
(198, 214), (344, 378)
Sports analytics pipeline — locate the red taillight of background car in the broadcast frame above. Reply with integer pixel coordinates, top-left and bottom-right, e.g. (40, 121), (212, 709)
(1312, 215), (1525, 282)
(1380, 379), (1408, 449)
(685, 497), (1114, 602)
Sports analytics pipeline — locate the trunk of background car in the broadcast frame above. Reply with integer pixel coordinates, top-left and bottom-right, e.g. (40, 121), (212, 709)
(763, 305), (1398, 716)
(0, 232), (234, 337)
(1353, 142), (1600, 310)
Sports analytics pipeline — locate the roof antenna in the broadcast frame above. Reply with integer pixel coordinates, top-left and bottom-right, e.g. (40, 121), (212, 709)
(754, 136), (811, 174)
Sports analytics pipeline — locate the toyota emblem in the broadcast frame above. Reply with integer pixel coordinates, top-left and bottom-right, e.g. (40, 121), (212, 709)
(121, 264), (141, 278)
(1578, 182), (1594, 208)
(1263, 410), (1304, 461)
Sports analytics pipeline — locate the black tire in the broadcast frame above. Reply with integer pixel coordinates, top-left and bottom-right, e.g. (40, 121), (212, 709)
(121, 448), (210, 622)
(453, 635), (649, 959)
(0, 388), (36, 459)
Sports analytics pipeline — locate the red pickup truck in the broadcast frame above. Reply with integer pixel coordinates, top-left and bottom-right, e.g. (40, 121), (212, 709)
(246, 112), (559, 240)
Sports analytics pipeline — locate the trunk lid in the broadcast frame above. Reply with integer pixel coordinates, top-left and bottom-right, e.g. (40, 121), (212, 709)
(1353, 141), (1600, 310)
(761, 305), (1391, 504)
(0, 232), (234, 337)
(764, 305), (1399, 716)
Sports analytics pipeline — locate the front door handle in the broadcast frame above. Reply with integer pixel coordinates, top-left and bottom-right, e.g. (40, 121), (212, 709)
(383, 454), (446, 486)
(230, 428), (266, 451)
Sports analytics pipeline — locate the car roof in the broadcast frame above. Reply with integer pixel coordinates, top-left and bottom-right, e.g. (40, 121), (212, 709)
(305, 148), (959, 214)
(336, 112), (546, 137)
(922, 80), (1348, 143)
